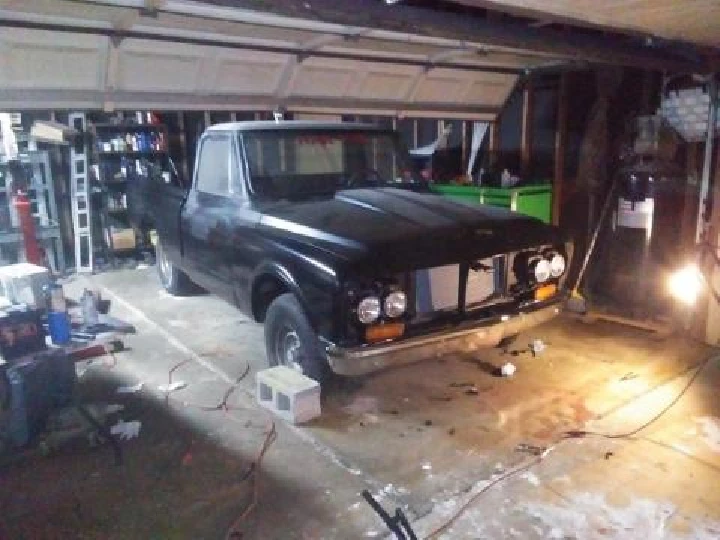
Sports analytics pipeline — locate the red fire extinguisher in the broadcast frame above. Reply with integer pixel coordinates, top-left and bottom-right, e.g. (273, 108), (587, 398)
(12, 190), (43, 266)
(7, 159), (43, 266)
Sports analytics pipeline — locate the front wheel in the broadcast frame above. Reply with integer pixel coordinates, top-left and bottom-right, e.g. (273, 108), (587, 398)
(264, 293), (330, 384)
(156, 237), (198, 295)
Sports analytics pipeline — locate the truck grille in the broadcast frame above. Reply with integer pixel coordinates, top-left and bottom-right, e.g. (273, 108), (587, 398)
(415, 255), (507, 315)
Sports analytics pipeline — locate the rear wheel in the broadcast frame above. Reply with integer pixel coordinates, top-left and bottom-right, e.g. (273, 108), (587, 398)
(156, 236), (197, 295)
(264, 293), (330, 384)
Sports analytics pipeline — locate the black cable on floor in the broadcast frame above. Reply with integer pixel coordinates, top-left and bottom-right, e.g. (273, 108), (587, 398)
(423, 352), (719, 538)
(563, 352), (717, 440)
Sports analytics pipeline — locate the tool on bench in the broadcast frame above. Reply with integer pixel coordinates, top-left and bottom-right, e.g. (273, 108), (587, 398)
(362, 489), (417, 540)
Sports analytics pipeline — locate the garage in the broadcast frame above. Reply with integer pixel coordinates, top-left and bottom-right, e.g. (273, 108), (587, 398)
(1, 1), (719, 538)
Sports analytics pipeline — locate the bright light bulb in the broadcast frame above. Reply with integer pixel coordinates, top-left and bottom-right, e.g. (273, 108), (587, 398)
(668, 264), (703, 305)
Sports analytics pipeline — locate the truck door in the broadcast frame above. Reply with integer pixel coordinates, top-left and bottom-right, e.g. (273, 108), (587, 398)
(180, 132), (235, 299)
(219, 134), (263, 314)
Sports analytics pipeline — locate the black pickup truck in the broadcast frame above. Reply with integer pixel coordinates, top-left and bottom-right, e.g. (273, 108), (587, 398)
(136, 121), (572, 383)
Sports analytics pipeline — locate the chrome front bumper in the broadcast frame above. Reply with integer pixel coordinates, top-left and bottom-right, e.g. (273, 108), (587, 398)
(325, 302), (562, 376)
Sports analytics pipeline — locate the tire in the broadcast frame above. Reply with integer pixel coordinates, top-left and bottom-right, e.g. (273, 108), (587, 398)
(264, 293), (330, 384)
(156, 236), (197, 296)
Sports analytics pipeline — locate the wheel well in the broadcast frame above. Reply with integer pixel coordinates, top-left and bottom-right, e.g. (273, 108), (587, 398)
(252, 275), (289, 322)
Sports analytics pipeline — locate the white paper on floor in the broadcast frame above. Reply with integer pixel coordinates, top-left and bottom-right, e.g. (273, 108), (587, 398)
(695, 416), (720, 453)
(501, 362), (516, 377)
(110, 420), (142, 440)
(158, 381), (187, 393)
(523, 492), (720, 539)
(530, 339), (546, 355)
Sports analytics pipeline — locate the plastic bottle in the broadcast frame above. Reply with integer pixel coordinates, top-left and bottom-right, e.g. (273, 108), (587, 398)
(48, 283), (66, 312)
(46, 283), (71, 345)
(81, 289), (99, 328)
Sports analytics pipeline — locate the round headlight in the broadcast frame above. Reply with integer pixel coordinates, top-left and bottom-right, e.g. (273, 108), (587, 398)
(532, 259), (552, 283)
(357, 296), (381, 324)
(384, 291), (407, 318)
(549, 253), (566, 278)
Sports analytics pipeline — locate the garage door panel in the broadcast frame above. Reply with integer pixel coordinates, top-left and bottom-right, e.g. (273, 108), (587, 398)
(0, 29), (103, 90)
(355, 71), (415, 100)
(413, 75), (466, 103)
(464, 75), (517, 106)
(214, 55), (288, 94)
(116, 42), (205, 92)
(153, 13), (318, 47)
(288, 65), (357, 97)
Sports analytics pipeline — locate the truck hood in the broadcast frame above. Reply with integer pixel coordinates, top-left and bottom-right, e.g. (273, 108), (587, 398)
(257, 188), (566, 273)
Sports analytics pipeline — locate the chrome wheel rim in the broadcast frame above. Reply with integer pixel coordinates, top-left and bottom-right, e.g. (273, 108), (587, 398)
(157, 240), (171, 287)
(277, 328), (303, 373)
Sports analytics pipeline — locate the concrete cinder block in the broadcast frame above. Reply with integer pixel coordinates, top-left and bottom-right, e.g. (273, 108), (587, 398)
(256, 366), (321, 424)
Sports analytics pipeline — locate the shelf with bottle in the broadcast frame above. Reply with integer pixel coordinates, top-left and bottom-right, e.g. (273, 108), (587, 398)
(106, 192), (128, 214)
(98, 154), (165, 187)
(96, 129), (168, 154)
(98, 150), (166, 157)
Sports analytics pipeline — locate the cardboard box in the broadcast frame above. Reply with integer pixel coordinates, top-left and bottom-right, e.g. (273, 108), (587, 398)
(110, 229), (136, 251)
(0, 263), (51, 309)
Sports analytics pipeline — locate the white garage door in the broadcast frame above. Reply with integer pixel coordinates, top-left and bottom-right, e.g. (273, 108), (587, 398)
(0, 0), (574, 119)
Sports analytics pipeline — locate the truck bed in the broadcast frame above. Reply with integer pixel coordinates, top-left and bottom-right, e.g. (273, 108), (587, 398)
(127, 176), (186, 264)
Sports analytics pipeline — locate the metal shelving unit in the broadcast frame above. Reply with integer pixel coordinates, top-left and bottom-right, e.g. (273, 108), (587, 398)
(0, 150), (65, 273)
(93, 122), (169, 264)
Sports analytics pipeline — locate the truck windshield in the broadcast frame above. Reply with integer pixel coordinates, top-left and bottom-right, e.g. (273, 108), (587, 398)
(241, 129), (421, 200)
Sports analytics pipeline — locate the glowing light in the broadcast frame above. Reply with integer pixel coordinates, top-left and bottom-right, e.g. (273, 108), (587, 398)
(668, 264), (703, 305)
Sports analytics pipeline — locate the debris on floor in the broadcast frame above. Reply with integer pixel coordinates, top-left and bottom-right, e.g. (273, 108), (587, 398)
(110, 419), (142, 440)
(158, 381), (188, 393)
(501, 362), (517, 377)
(530, 339), (546, 356)
(694, 416), (720, 452)
(39, 403), (126, 455)
(0, 281), (138, 460)
(521, 471), (541, 486)
(342, 395), (379, 415)
(515, 443), (548, 457)
(47, 403), (124, 431)
(502, 347), (530, 357)
(116, 382), (144, 394)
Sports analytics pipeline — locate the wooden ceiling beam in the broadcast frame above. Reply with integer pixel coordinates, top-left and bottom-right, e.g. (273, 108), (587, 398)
(198, 0), (709, 72)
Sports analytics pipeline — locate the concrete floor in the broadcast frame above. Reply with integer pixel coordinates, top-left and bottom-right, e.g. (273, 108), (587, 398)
(5, 266), (720, 539)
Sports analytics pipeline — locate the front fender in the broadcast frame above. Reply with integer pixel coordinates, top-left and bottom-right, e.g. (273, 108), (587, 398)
(251, 260), (339, 337)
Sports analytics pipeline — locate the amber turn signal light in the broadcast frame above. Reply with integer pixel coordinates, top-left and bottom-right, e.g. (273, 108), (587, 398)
(365, 322), (405, 344)
(534, 283), (557, 301)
